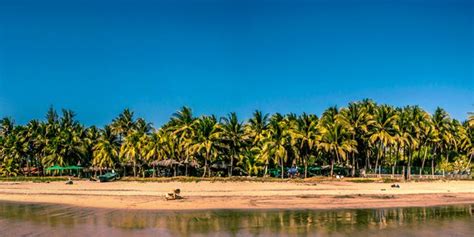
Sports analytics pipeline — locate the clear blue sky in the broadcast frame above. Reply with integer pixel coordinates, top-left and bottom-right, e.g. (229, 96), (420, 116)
(0, 0), (472, 126)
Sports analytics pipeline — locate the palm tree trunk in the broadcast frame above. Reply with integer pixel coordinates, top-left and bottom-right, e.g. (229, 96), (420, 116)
(444, 152), (449, 177)
(431, 147), (437, 177)
(420, 146), (429, 177)
(229, 150), (234, 177)
(281, 156), (284, 179)
(375, 142), (381, 177)
(351, 152), (356, 177)
(202, 158), (207, 178)
(392, 162), (396, 177)
(331, 148), (339, 177)
(133, 160), (137, 177)
(26, 159), (31, 177)
(407, 151), (412, 180)
(330, 156), (335, 177)
(203, 151), (210, 178)
(366, 150), (371, 170)
(304, 156), (308, 179)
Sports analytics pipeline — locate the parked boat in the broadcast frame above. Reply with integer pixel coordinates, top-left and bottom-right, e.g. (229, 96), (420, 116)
(98, 172), (118, 182)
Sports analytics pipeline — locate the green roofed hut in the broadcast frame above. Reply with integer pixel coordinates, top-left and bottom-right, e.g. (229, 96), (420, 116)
(46, 165), (83, 177)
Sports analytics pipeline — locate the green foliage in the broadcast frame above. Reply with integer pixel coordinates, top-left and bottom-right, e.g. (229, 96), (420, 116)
(0, 101), (473, 180)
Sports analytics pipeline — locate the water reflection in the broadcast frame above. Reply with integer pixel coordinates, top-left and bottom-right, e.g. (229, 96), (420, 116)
(0, 202), (472, 236)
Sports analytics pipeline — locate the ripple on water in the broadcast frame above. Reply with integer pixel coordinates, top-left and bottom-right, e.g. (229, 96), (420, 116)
(0, 201), (472, 236)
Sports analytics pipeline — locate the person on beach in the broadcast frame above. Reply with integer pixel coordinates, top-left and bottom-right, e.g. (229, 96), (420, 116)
(165, 189), (181, 200)
(65, 177), (73, 185)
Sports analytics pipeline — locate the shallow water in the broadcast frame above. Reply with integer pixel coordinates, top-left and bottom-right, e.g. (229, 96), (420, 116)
(0, 202), (472, 237)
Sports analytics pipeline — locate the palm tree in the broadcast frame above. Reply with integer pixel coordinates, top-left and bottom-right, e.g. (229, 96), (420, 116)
(261, 117), (291, 179)
(135, 118), (152, 135)
(119, 131), (142, 177)
(246, 110), (269, 145)
(111, 108), (136, 141)
(238, 147), (262, 177)
(339, 102), (372, 176)
(418, 116), (437, 176)
(219, 112), (246, 176)
(289, 113), (320, 178)
(318, 112), (356, 177)
(432, 107), (452, 176)
(189, 116), (221, 177)
(0, 126), (27, 177)
(41, 110), (86, 170)
(168, 106), (196, 171)
(0, 117), (14, 137)
(369, 105), (399, 176)
(92, 126), (119, 175)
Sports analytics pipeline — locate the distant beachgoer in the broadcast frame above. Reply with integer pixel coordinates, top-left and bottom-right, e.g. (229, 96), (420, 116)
(165, 189), (181, 200)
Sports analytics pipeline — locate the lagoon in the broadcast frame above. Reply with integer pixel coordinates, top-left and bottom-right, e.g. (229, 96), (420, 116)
(1, 202), (473, 236)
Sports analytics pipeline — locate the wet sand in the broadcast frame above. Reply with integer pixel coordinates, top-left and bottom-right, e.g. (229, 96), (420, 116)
(0, 180), (473, 210)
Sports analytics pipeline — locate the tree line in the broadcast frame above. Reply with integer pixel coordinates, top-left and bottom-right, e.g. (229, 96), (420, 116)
(0, 99), (473, 179)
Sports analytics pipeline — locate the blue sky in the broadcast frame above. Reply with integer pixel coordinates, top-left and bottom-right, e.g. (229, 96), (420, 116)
(0, 0), (472, 126)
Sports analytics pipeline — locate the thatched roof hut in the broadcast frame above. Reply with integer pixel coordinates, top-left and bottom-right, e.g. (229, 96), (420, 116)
(155, 159), (180, 167)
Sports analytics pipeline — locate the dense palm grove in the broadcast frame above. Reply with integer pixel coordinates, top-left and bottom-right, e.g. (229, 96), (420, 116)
(1, 99), (473, 179)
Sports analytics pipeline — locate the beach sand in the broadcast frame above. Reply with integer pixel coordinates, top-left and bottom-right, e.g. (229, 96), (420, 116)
(0, 180), (473, 210)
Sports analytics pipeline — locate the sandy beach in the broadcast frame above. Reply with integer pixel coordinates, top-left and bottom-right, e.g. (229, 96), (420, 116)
(0, 180), (473, 210)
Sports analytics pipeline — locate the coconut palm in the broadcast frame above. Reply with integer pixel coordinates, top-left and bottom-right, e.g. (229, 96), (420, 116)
(92, 126), (119, 174)
(219, 112), (246, 176)
(318, 111), (357, 177)
(111, 109), (136, 141)
(0, 117), (14, 137)
(245, 110), (269, 145)
(261, 117), (291, 179)
(432, 107), (453, 176)
(289, 113), (320, 178)
(189, 116), (221, 177)
(168, 106), (196, 169)
(0, 126), (28, 177)
(369, 105), (399, 176)
(119, 131), (142, 177)
(238, 147), (262, 177)
(339, 102), (372, 176)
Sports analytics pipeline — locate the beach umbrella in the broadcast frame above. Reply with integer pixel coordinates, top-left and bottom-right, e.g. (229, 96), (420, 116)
(63, 165), (83, 170)
(46, 165), (65, 171)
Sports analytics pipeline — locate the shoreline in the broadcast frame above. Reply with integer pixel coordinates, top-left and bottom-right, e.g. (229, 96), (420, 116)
(0, 180), (473, 211)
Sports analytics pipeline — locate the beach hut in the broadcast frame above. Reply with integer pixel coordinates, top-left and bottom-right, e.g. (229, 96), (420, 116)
(155, 159), (180, 177)
(156, 159), (180, 167)
(182, 159), (200, 176)
(46, 165), (65, 176)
